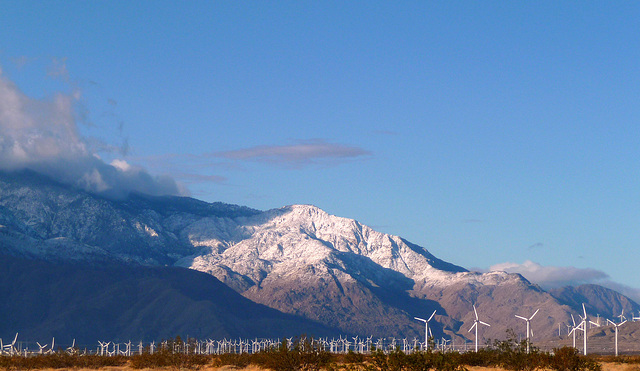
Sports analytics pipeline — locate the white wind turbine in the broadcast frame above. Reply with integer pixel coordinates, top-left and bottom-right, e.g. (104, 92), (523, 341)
(66, 339), (76, 354)
(46, 337), (55, 354)
(468, 305), (490, 352)
(617, 309), (626, 323)
(607, 318), (626, 356)
(573, 303), (598, 355)
(36, 342), (48, 355)
(3, 333), (18, 355)
(515, 309), (539, 354)
(415, 310), (437, 351)
(633, 312), (640, 322)
(569, 314), (579, 348)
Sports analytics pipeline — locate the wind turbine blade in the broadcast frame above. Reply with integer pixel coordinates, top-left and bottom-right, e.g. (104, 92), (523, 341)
(530, 309), (540, 320)
(429, 327), (433, 337)
(515, 315), (527, 320)
(12, 333), (18, 345)
(414, 317), (426, 322)
(620, 320), (627, 325)
(571, 314), (576, 326)
(607, 319), (614, 326)
(428, 310), (437, 322)
(480, 321), (490, 327)
(468, 322), (477, 332)
(582, 303), (587, 318)
(473, 305), (479, 320)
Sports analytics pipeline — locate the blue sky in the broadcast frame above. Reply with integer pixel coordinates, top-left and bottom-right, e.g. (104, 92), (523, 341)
(1, 1), (639, 302)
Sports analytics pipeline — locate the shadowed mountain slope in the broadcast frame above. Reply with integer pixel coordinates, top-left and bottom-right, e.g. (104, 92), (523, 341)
(0, 255), (340, 345)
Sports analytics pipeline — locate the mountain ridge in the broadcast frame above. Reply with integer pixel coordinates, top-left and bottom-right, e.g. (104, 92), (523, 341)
(1, 169), (638, 342)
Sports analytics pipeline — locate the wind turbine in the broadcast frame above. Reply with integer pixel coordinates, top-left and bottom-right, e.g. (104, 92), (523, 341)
(468, 305), (490, 352)
(414, 310), (437, 350)
(633, 312), (640, 322)
(46, 337), (55, 354)
(617, 309), (626, 323)
(607, 318), (626, 356)
(515, 309), (539, 354)
(36, 342), (47, 355)
(3, 333), (18, 356)
(574, 303), (598, 355)
(66, 339), (76, 354)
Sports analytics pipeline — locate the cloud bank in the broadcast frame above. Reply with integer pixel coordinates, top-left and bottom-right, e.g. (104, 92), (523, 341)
(215, 140), (371, 167)
(489, 260), (609, 288)
(489, 260), (640, 303)
(0, 67), (183, 199)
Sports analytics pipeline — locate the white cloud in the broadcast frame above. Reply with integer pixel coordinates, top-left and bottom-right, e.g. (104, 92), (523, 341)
(489, 260), (609, 288)
(0, 66), (183, 199)
(215, 139), (371, 167)
(488, 260), (640, 303)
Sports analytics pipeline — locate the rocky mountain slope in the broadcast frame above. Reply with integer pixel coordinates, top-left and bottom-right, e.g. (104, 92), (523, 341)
(549, 284), (640, 323)
(1, 169), (638, 342)
(0, 254), (339, 345)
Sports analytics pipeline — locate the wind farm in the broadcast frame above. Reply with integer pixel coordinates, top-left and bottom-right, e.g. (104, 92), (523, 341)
(3, 303), (640, 361)
(2, 4), (640, 370)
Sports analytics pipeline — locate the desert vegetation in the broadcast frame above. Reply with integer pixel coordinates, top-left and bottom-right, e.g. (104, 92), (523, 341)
(0, 334), (638, 371)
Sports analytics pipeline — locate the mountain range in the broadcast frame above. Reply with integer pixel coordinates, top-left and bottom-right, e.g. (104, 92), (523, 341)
(1, 169), (638, 346)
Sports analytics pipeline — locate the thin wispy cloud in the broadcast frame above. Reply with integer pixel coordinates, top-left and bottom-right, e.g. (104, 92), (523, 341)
(47, 57), (70, 81)
(171, 172), (226, 184)
(214, 140), (371, 167)
(10, 56), (35, 69)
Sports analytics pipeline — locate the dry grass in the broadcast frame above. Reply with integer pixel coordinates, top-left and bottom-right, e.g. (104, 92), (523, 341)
(600, 363), (640, 371)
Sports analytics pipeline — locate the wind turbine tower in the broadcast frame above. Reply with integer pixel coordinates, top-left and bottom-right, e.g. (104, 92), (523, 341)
(515, 309), (539, 354)
(468, 305), (490, 352)
(575, 303), (598, 355)
(607, 318), (626, 356)
(414, 310), (437, 351)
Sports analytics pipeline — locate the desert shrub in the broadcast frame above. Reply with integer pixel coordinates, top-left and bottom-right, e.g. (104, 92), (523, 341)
(0, 353), (127, 370)
(344, 349), (365, 364)
(362, 349), (466, 371)
(432, 351), (466, 371)
(129, 338), (210, 369)
(490, 329), (547, 371)
(387, 348), (408, 371)
(548, 347), (601, 371)
(251, 337), (331, 371)
(458, 348), (499, 367)
(370, 348), (390, 371)
(403, 351), (434, 371)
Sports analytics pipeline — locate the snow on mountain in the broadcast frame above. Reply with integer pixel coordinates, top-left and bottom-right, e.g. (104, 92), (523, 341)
(2, 169), (637, 341)
(172, 204), (571, 338)
(177, 204), (468, 289)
